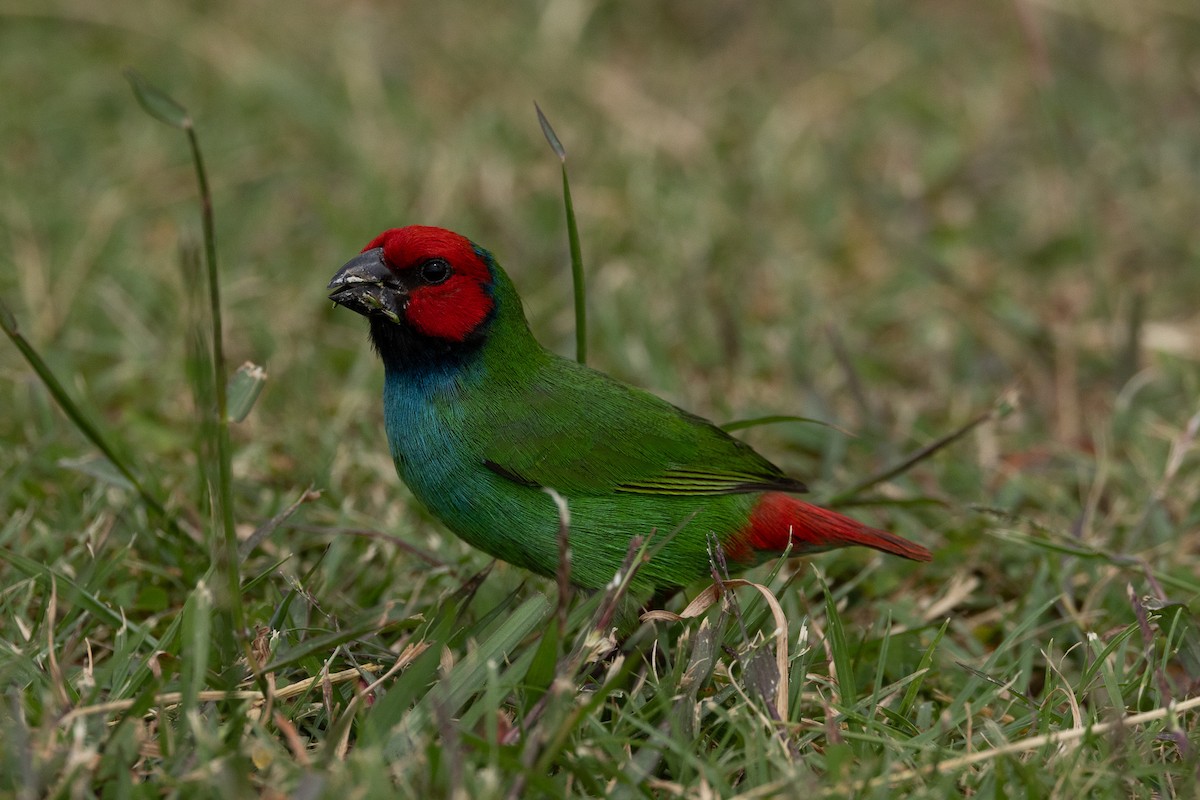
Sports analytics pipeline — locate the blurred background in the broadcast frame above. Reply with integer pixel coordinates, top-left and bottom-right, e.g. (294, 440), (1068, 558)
(2, 0), (1198, 592)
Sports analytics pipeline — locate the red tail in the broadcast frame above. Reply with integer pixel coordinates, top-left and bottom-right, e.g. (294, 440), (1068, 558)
(740, 492), (932, 562)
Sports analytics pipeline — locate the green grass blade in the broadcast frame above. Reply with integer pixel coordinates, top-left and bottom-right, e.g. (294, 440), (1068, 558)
(0, 297), (168, 521)
(898, 618), (948, 718)
(124, 69), (189, 129)
(180, 581), (214, 713)
(722, 414), (852, 435)
(412, 593), (550, 723)
(261, 611), (417, 674)
(227, 361), (267, 423)
(535, 102), (586, 364)
(126, 73), (246, 660)
(0, 547), (158, 648)
(827, 394), (1014, 504)
(534, 102), (566, 160)
(821, 573), (857, 708)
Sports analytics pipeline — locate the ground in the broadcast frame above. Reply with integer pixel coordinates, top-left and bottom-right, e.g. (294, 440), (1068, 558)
(2, 1), (1200, 796)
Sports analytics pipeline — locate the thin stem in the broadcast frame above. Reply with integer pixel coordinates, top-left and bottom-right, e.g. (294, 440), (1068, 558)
(183, 122), (247, 644)
(561, 164), (586, 364)
(535, 102), (587, 364)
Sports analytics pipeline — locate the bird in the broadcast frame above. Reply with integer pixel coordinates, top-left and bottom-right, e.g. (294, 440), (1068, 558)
(328, 225), (931, 596)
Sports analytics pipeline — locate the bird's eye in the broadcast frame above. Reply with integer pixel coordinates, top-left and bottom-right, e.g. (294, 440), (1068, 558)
(418, 258), (452, 285)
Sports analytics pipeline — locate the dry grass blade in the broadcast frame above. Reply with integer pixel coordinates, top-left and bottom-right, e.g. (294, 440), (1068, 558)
(0, 297), (171, 524)
(730, 694), (1200, 799)
(866, 694), (1200, 791)
(829, 388), (1018, 504)
(544, 487), (573, 633)
(643, 578), (791, 720)
(58, 664), (387, 726)
(239, 485), (321, 559)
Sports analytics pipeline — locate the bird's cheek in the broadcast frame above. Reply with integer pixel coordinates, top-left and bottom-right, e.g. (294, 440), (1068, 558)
(406, 281), (494, 342)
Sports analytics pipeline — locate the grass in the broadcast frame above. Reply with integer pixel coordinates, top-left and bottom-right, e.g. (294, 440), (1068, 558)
(2, 1), (1200, 796)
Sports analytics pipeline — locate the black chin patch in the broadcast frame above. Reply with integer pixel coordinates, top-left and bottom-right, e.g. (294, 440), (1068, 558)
(368, 316), (485, 374)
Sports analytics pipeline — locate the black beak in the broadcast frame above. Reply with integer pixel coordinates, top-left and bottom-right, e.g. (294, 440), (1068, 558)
(327, 247), (407, 323)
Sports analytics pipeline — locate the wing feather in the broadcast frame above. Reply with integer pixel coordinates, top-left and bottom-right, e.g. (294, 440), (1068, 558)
(477, 357), (806, 497)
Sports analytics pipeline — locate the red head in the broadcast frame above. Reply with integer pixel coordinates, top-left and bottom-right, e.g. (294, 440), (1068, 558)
(361, 226), (496, 341)
(330, 225), (497, 343)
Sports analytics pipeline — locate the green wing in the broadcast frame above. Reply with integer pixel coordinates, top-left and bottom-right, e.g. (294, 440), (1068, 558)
(478, 357), (806, 497)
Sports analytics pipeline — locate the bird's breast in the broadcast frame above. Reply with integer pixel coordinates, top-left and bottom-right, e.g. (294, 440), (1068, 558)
(382, 368), (474, 487)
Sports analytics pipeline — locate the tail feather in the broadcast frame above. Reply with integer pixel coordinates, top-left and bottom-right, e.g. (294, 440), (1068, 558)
(741, 492), (932, 562)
